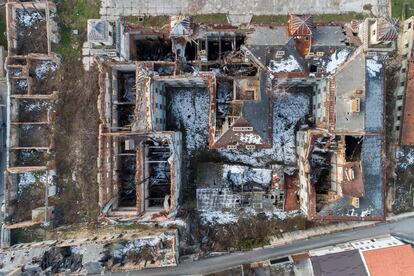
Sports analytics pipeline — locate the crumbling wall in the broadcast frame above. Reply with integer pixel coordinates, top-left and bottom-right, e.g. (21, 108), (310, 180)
(6, 55), (58, 169)
(3, 1), (59, 235)
(3, 168), (55, 228)
(0, 230), (179, 274)
(208, 75), (217, 148)
(98, 132), (118, 211)
(135, 140), (145, 214)
(6, 1), (57, 56)
(96, 60), (184, 222)
(150, 80), (167, 131)
(168, 131), (182, 216)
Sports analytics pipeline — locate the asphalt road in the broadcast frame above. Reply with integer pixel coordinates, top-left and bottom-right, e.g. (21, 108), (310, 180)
(122, 216), (414, 276)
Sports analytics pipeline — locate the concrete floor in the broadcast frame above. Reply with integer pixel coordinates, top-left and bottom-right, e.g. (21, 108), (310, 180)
(100, 0), (389, 20)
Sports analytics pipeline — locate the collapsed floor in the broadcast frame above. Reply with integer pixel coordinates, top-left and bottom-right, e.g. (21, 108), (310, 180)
(166, 87), (210, 155)
(0, 230), (179, 274)
(394, 146), (414, 213)
(2, 2), (61, 242)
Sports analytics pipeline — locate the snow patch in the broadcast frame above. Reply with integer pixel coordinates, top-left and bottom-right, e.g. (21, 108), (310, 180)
(396, 146), (414, 170)
(18, 172), (36, 192)
(170, 88), (209, 155)
(239, 133), (262, 144)
(219, 93), (309, 166)
(17, 170), (55, 195)
(201, 209), (301, 225)
(39, 170), (56, 185)
(24, 100), (51, 113)
(157, 219), (187, 228)
(199, 211), (238, 225)
(35, 60), (58, 80)
(265, 210), (301, 220)
(17, 9), (43, 28)
(268, 56), (302, 73)
(325, 49), (351, 74)
(8, 68), (22, 77)
(242, 207), (258, 216)
(16, 79), (28, 91)
(360, 208), (373, 217)
(366, 56), (382, 77)
(111, 235), (166, 259)
(223, 165), (272, 186)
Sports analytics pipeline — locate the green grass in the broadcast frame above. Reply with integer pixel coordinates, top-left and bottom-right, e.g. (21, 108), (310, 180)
(251, 15), (288, 24)
(56, 25), (81, 58)
(238, 237), (269, 251)
(193, 13), (228, 24)
(55, 0), (100, 57)
(123, 15), (170, 27)
(251, 13), (366, 25)
(392, 0), (414, 19)
(57, 0), (100, 30)
(313, 12), (367, 23)
(0, 7), (7, 49)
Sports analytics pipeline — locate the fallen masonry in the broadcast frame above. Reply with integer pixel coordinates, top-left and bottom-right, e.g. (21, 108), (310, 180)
(0, 229), (178, 274)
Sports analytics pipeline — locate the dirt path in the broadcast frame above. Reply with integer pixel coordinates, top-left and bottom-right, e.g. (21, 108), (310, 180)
(51, 57), (100, 225)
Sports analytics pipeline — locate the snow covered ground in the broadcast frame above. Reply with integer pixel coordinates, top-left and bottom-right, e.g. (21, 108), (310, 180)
(169, 88), (209, 155)
(17, 172), (37, 193)
(396, 146), (414, 170)
(17, 170), (56, 195)
(394, 146), (414, 213)
(34, 60), (58, 80)
(199, 209), (301, 225)
(268, 55), (302, 73)
(23, 100), (52, 113)
(16, 9), (44, 28)
(239, 133), (262, 144)
(111, 234), (167, 258)
(16, 79), (28, 91)
(366, 56), (383, 77)
(157, 219), (187, 228)
(200, 211), (239, 225)
(219, 92), (309, 166)
(324, 49), (351, 74)
(223, 165), (272, 186)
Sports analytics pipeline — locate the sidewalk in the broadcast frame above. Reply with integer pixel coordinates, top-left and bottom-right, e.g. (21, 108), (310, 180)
(0, 46), (6, 224)
(263, 211), (414, 249)
(387, 211), (414, 221)
(100, 0), (388, 20)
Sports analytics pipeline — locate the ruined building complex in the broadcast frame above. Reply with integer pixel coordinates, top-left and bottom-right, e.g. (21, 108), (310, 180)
(95, 15), (269, 221)
(0, 0), (407, 272)
(3, 1), (59, 235)
(0, 229), (179, 273)
(1, 9), (394, 241)
(88, 15), (394, 221)
(297, 17), (394, 220)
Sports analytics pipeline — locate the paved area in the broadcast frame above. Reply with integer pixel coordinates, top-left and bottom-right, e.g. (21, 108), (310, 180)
(125, 215), (414, 275)
(100, 0), (389, 20)
(0, 46), (6, 223)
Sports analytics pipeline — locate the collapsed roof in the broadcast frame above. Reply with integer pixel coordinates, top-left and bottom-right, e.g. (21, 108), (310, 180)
(376, 17), (400, 42)
(289, 15), (314, 36)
